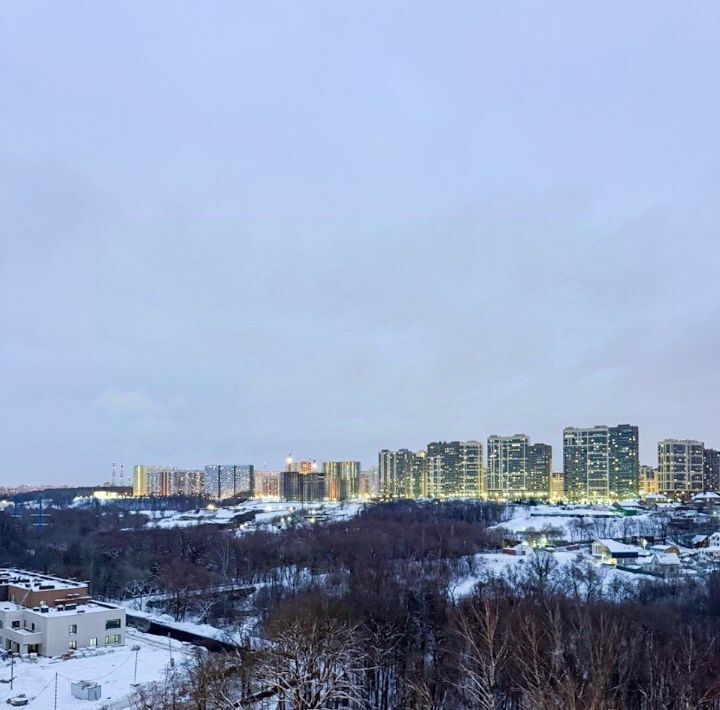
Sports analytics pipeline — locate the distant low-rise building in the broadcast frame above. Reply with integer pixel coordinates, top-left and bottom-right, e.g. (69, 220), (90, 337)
(502, 542), (532, 556)
(692, 492), (720, 506)
(650, 543), (680, 555)
(648, 552), (681, 577)
(691, 534), (709, 548)
(641, 492), (668, 506)
(591, 539), (640, 565)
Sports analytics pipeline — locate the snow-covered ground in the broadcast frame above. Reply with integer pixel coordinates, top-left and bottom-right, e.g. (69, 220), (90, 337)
(450, 548), (648, 601)
(451, 502), (689, 600)
(491, 503), (661, 541)
(140, 500), (366, 530)
(123, 608), (244, 644)
(0, 629), (192, 710)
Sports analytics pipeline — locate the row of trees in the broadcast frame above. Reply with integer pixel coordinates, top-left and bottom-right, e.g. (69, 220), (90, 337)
(7, 499), (720, 707)
(131, 560), (720, 709)
(0, 500), (507, 622)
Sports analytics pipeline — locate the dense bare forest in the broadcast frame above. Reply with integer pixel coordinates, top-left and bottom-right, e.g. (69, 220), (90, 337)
(3, 501), (720, 708)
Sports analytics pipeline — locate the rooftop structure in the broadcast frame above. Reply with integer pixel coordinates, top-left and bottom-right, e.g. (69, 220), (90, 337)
(0, 569), (90, 607)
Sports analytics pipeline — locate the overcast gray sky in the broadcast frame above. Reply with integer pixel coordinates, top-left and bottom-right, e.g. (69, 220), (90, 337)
(1, 2), (719, 485)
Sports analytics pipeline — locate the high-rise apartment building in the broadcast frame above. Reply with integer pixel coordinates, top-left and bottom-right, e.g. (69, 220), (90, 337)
(378, 449), (414, 498)
(280, 470), (326, 502)
(132, 466), (205, 497)
(423, 452), (442, 498)
(254, 471), (281, 498)
(704, 448), (720, 492)
(411, 451), (429, 498)
(639, 465), (660, 496)
(285, 458), (317, 474)
(280, 456), (325, 502)
(322, 461), (361, 499)
(461, 441), (484, 498)
(563, 425), (639, 500)
(425, 441), (483, 498)
(357, 472), (372, 497)
(486, 435), (552, 498)
(203, 465), (254, 499)
(658, 439), (704, 496)
(549, 472), (564, 501)
(529, 443), (552, 496)
(379, 443), (481, 498)
(363, 466), (379, 497)
(132, 465), (149, 497)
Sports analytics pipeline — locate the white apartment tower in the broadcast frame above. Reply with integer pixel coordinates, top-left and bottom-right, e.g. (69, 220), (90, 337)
(658, 439), (704, 496)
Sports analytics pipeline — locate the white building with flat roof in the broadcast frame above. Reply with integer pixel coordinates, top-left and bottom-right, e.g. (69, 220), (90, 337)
(0, 569), (125, 657)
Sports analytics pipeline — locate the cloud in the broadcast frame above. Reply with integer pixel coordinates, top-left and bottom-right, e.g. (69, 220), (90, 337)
(95, 390), (158, 416)
(1, 1), (719, 482)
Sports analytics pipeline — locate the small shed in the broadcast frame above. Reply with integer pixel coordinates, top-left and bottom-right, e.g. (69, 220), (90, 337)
(502, 542), (532, 556)
(71, 681), (101, 701)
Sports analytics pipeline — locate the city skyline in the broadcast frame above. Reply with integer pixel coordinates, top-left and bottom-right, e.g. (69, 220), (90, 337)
(127, 427), (716, 501)
(5, 422), (720, 490)
(2, 2), (719, 485)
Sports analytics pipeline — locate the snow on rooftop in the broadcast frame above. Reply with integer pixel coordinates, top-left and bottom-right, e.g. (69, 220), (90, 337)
(653, 552), (681, 565)
(0, 569), (86, 592)
(594, 539), (639, 554)
(0, 601), (121, 617)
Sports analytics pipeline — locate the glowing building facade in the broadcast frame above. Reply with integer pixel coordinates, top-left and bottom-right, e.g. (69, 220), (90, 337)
(322, 461), (361, 499)
(658, 439), (704, 496)
(203, 464), (254, 499)
(563, 425), (639, 500)
(486, 435), (552, 498)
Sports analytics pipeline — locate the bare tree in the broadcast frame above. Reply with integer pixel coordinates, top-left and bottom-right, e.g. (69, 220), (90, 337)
(250, 618), (369, 709)
(454, 595), (508, 710)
